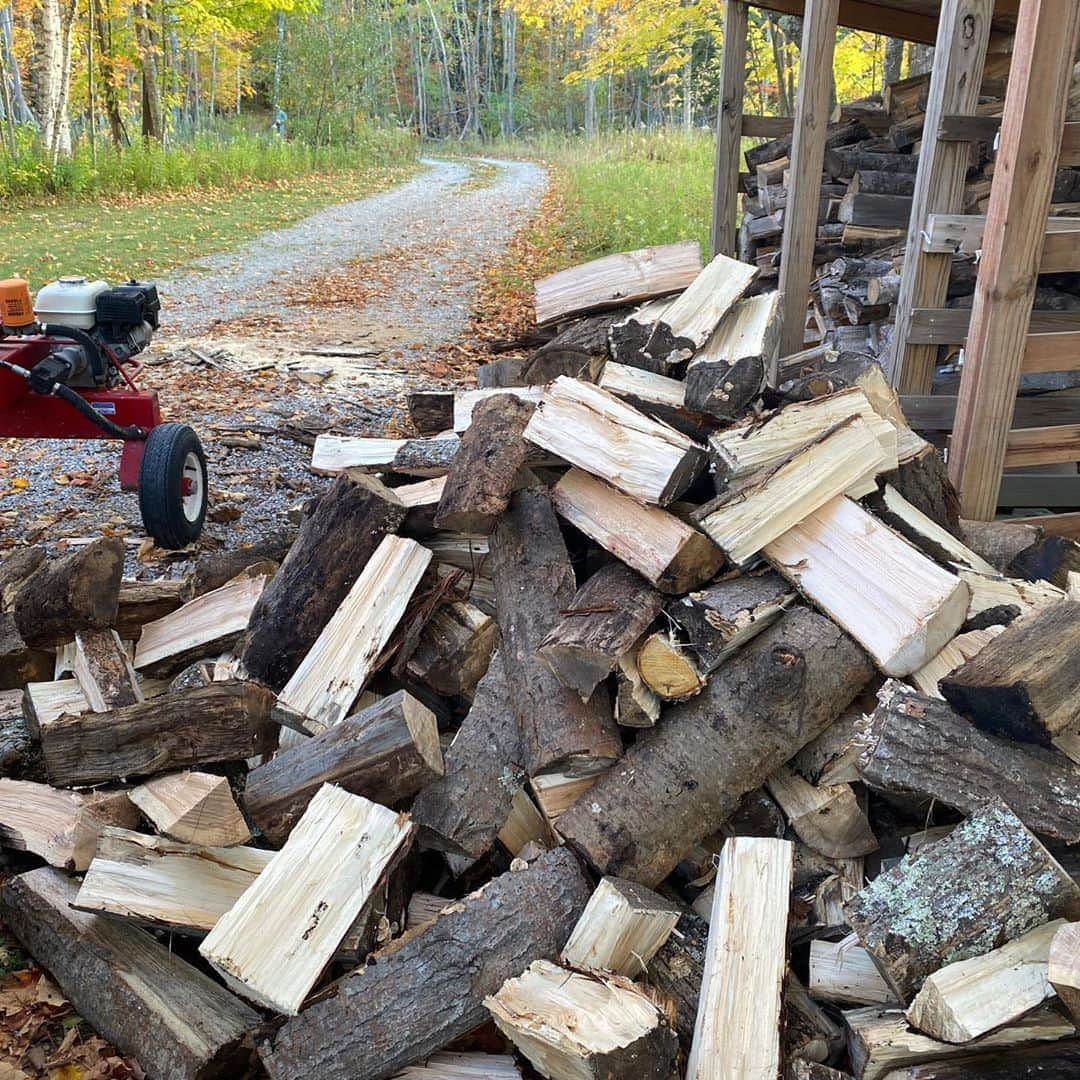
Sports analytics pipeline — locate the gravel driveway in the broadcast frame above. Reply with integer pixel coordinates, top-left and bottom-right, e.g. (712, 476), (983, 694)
(0, 156), (547, 562)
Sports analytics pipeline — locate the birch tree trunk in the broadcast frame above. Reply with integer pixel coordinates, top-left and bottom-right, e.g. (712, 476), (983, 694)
(38, 0), (73, 158)
(0, 4), (35, 127)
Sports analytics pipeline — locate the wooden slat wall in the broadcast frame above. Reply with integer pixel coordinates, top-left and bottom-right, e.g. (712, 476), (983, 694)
(710, 1), (747, 259)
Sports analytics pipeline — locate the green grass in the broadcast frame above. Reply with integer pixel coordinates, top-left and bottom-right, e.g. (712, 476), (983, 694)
(0, 165), (419, 286)
(0, 123), (419, 286)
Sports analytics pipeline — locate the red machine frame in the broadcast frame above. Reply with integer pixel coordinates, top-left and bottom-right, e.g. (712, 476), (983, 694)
(0, 335), (162, 490)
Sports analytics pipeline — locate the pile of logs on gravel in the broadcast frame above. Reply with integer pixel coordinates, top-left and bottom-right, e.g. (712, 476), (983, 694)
(738, 56), (1080, 363)
(3, 246), (1080, 1080)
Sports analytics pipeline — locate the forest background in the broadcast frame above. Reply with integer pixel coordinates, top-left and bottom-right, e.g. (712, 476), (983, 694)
(0, 0), (932, 282)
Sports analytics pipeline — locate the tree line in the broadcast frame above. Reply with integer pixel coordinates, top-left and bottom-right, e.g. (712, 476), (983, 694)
(0, 0), (925, 159)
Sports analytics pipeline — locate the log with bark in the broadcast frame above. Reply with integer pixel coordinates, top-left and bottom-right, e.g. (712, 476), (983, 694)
(410, 654), (524, 869)
(537, 562), (663, 702)
(40, 680), (275, 787)
(844, 802), (1080, 1002)
(434, 392), (536, 534)
(244, 690), (443, 847)
(181, 532), (291, 599)
(684, 292), (781, 421)
(241, 471), (408, 691)
(0, 613), (52, 690)
(940, 600), (1080, 746)
(765, 765), (878, 858)
(857, 682), (1080, 843)
(12, 537), (124, 648)
(490, 488), (622, 776)
(556, 606), (873, 886)
(72, 629), (143, 711)
(401, 598), (496, 699)
(523, 312), (615, 384)
(1, 867), (260, 1079)
(256, 847), (591, 1080)
(608, 297), (676, 374)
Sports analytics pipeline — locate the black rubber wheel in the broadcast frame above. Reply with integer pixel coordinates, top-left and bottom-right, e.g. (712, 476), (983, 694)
(138, 423), (208, 549)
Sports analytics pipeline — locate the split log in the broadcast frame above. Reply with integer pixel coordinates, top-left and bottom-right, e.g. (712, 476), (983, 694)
(244, 690), (442, 847)
(786, 973), (845, 1065)
(550, 468), (723, 594)
(1007, 535), (1080, 591)
(130, 770), (252, 847)
(844, 1005), (1075, 1080)
(531, 769), (605, 830)
(134, 574), (266, 675)
(277, 535), (432, 730)
(434, 393), (536, 534)
(486, 960), (678, 1080)
(201, 785), (413, 1014)
(410, 655), (523, 869)
(858, 682), (1080, 843)
(708, 386), (898, 487)
(181, 534), (290, 601)
(1049, 921), (1080, 1022)
(0, 613), (51, 690)
(1, 867), (259, 1080)
(12, 537), (124, 647)
(666, 571), (794, 674)
(73, 629), (142, 711)
(940, 600), (1080, 746)
(694, 419), (889, 566)
(73, 827), (272, 933)
(597, 360), (710, 437)
(114, 578), (185, 640)
(452, 388), (544, 433)
(614, 649), (661, 727)
(608, 297), (676, 374)
(556, 606), (873, 886)
(636, 630), (705, 700)
(523, 312), (614, 384)
(310, 435), (459, 477)
(402, 599), (496, 699)
(256, 847), (591, 1080)
(534, 241), (703, 326)
(241, 472), (407, 691)
(870, 486), (995, 575)
(764, 497), (970, 677)
(538, 562), (663, 702)
(497, 787), (557, 857)
(686, 837), (793, 1080)
(850, 170), (917, 196)
(490, 488), (621, 776)
(40, 680), (275, 788)
(523, 377), (707, 506)
(839, 192), (914, 229)
(395, 1053), (524, 1079)
(0, 778), (134, 871)
(844, 802), (1080, 1002)
(906, 919), (1063, 1044)
(646, 908), (708, 1056)
(407, 390), (455, 435)
(809, 933), (899, 1006)
(765, 766), (877, 858)
(561, 876), (681, 978)
(683, 292), (780, 421)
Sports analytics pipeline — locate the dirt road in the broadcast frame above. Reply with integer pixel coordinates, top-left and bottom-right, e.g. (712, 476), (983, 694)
(0, 157), (547, 559)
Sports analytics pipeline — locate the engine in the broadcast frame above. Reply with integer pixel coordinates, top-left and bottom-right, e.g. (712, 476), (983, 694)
(0, 276), (160, 390)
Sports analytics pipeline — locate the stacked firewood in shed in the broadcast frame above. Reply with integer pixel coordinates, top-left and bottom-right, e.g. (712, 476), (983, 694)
(2, 243), (1080, 1080)
(739, 52), (1080, 366)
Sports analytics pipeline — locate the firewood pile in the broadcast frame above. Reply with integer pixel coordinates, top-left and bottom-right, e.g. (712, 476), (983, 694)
(2, 245), (1080, 1080)
(739, 55), (1080, 365)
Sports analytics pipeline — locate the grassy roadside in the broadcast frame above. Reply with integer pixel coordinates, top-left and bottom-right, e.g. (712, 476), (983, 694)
(0, 163), (420, 288)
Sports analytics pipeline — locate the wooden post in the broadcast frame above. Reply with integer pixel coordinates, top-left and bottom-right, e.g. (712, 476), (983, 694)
(890, 0), (995, 393)
(948, 0), (1080, 520)
(709, 0), (747, 258)
(777, 0), (840, 357)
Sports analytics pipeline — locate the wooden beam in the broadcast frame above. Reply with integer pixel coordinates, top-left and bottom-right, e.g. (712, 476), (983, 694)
(901, 392), (1080, 432)
(923, 213), (1080, 272)
(1004, 424), (1080, 468)
(999, 474), (1080, 507)
(1061, 120), (1080, 166)
(740, 114), (790, 139)
(711, 0), (747, 258)
(891, 0), (995, 393)
(1009, 511), (1080, 539)
(907, 308), (1080, 346)
(756, 0), (939, 43)
(777, 0), (840, 357)
(950, 0), (1080, 519)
